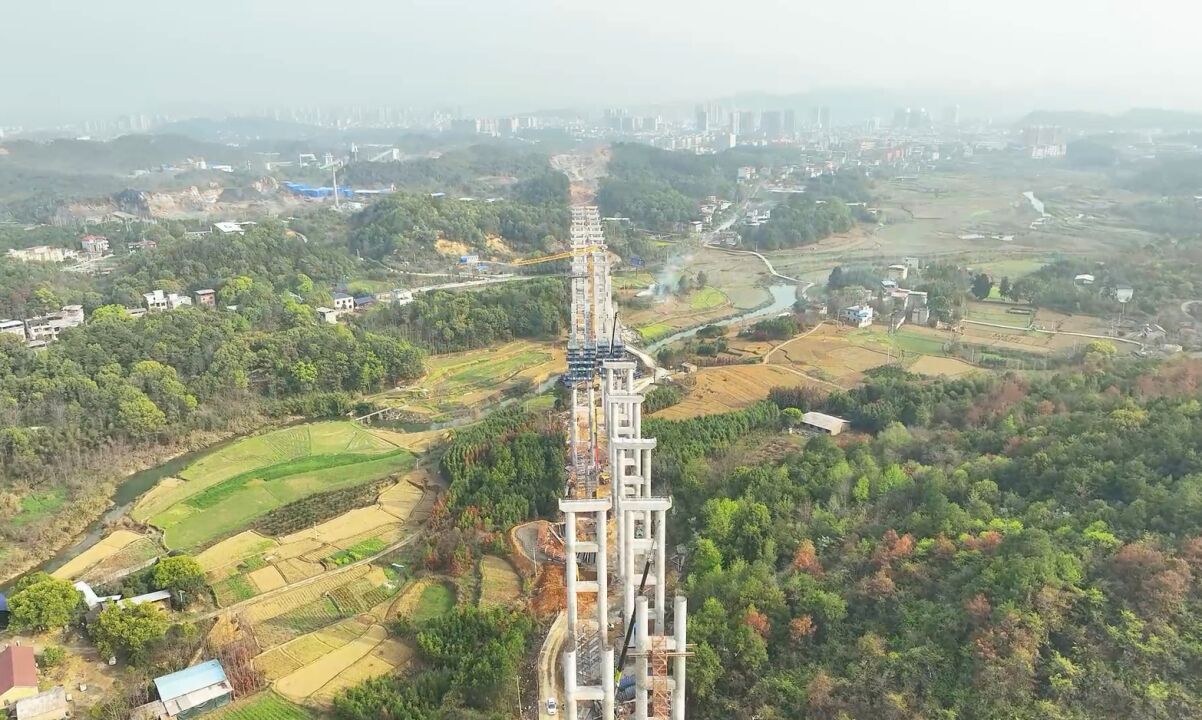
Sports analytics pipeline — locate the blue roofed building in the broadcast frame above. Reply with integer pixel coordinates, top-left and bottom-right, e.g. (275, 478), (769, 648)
(151, 660), (232, 719)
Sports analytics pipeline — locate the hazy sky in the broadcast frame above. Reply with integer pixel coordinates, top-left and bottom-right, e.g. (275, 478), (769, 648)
(4, 0), (1202, 125)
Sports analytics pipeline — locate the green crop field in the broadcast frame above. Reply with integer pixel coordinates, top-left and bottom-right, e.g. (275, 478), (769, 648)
(848, 328), (948, 357)
(689, 287), (728, 310)
(210, 692), (314, 720)
(327, 538), (388, 566)
(426, 349), (550, 393)
(638, 323), (673, 342)
(613, 272), (656, 290)
(254, 596), (351, 648)
(213, 575), (258, 606)
(143, 422), (413, 550)
(891, 331), (949, 356)
(965, 300), (1034, 326)
(412, 582), (455, 623)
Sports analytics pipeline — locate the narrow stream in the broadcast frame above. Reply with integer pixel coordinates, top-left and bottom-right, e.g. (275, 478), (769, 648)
(11, 374), (565, 588)
(645, 284), (798, 354)
(4, 435), (247, 590)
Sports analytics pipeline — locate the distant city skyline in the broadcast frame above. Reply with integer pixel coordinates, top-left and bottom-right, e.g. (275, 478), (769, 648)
(5, 0), (1202, 127)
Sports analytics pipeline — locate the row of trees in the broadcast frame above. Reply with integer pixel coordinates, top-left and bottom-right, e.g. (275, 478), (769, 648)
(740, 315), (803, 341)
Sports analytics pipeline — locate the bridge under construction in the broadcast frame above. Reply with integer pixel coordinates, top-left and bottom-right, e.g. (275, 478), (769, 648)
(558, 206), (688, 720)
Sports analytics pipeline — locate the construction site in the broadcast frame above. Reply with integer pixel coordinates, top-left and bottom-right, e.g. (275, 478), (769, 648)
(553, 205), (689, 720)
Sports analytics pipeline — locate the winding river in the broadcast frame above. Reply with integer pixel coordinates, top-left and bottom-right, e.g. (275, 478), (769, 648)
(645, 283), (800, 354)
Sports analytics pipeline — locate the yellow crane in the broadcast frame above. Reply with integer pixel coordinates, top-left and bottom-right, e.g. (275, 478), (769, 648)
(507, 246), (601, 267)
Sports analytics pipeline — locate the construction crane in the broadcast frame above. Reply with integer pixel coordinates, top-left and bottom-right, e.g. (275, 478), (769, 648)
(506, 247), (601, 267)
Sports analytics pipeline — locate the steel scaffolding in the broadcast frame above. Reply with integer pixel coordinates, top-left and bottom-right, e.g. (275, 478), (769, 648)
(560, 206), (686, 720)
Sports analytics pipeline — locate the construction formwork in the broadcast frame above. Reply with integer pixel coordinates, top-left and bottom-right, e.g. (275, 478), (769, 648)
(560, 206), (685, 720)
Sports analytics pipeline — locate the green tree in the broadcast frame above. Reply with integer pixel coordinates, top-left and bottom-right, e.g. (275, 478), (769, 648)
(38, 646), (66, 668)
(31, 285), (61, 315)
(129, 360), (197, 422)
(8, 574), (81, 631)
(971, 272), (994, 300)
(152, 555), (205, 595)
(90, 603), (169, 665)
(91, 304), (133, 322)
(114, 386), (167, 438)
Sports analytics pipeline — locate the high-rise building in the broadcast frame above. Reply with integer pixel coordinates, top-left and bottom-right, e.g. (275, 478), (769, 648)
(738, 110), (757, 135)
(605, 108), (629, 132)
(1021, 126), (1067, 159)
(695, 104), (709, 132)
(943, 104), (961, 126)
(783, 109), (797, 135)
(818, 106), (832, 131)
(761, 110), (783, 138)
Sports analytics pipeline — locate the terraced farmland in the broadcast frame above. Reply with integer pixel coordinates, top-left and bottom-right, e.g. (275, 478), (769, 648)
(138, 422), (414, 550)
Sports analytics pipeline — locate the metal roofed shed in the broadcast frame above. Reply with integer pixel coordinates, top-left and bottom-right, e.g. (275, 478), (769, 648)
(13, 686), (69, 720)
(153, 660), (233, 719)
(801, 411), (848, 436)
(115, 590), (171, 608)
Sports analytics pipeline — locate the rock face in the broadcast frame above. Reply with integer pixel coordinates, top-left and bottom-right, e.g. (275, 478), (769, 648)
(50, 175), (295, 225)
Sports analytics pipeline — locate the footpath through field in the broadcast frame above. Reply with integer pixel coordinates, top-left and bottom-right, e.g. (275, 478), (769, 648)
(760, 323), (845, 390)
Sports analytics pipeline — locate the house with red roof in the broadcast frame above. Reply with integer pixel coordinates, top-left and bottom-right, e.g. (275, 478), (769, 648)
(0, 644), (38, 707)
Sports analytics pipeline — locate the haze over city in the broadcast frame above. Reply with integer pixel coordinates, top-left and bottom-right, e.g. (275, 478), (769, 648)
(6, 0), (1202, 124)
(6, 3), (1202, 720)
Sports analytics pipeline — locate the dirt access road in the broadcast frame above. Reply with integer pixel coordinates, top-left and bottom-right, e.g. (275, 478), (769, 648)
(537, 611), (568, 719)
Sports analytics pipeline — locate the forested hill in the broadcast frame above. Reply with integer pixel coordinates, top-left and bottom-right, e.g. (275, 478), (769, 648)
(654, 359), (1202, 719)
(349, 192), (568, 260)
